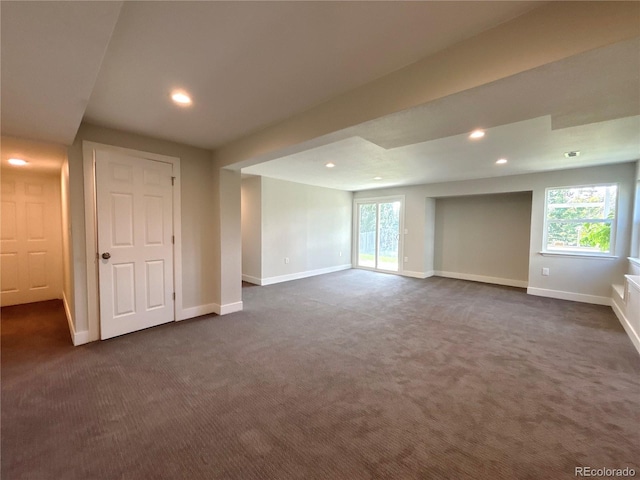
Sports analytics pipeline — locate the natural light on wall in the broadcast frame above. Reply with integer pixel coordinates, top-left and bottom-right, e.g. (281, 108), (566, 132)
(544, 184), (618, 255)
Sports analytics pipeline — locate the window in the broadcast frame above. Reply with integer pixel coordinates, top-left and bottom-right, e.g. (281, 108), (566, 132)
(544, 184), (617, 255)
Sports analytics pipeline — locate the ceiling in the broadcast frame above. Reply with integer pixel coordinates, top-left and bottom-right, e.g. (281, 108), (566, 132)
(2, 1), (539, 148)
(1, 1), (639, 190)
(243, 38), (640, 190)
(0, 136), (67, 174)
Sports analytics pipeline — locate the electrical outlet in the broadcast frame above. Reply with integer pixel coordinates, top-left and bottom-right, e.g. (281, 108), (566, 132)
(542, 267), (549, 276)
(285, 257), (289, 264)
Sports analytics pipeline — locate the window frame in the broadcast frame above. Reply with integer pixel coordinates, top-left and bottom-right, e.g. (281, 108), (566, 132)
(542, 183), (618, 257)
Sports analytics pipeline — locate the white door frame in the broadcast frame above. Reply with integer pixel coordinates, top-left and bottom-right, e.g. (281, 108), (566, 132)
(353, 195), (405, 274)
(83, 141), (183, 342)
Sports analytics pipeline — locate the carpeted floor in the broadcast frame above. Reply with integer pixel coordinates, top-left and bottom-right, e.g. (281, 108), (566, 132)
(2, 270), (639, 479)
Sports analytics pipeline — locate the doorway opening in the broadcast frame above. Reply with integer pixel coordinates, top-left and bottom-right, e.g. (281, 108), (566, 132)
(355, 197), (404, 273)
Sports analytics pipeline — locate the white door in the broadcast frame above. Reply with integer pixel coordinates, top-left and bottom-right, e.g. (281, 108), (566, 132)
(96, 151), (174, 339)
(1, 172), (63, 306)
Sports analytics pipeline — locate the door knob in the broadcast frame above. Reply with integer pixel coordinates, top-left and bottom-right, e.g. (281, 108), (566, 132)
(102, 252), (111, 260)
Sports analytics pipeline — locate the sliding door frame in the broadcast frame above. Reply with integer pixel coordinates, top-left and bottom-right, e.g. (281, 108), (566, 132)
(353, 195), (405, 274)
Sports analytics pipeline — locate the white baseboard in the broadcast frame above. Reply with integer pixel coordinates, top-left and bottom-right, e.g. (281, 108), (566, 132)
(261, 264), (352, 286)
(63, 291), (90, 346)
(527, 287), (611, 306)
(435, 271), (528, 289)
(177, 303), (218, 321)
(242, 274), (262, 285)
(402, 270), (434, 279)
(177, 300), (244, 320)
(611, 300), (640, 355)
(218, 301), (243, 315)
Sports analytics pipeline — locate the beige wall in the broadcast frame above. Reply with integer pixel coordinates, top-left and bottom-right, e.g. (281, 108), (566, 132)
(355, 163), (635, 303)
(434, 192), (532, 284)
(241, 176), (262, 282)
(52, 3), (640, 341)
(60, 158), (74, 322)
(67, 122), (217, 336)
(209, 2), (638, 311)
(259, 177), (352, 283)
(217, 168), (242, 311)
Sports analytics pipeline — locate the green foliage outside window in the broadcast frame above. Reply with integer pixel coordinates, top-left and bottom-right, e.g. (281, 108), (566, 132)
(545, 185), (616, 254)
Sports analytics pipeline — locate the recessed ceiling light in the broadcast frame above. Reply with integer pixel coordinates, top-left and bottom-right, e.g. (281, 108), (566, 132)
(171, 90), (192, 106)
(373, 176), (382, 180)
(469, 129), (485, 139)
(325, 162), (335, 168)
(8, 158), (28, 166)
(564, 151), (580, 158)
(496, 158), (508, 165)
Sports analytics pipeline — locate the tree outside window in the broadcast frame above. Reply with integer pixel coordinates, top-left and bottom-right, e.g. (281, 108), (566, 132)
(544, 184), (617, 254)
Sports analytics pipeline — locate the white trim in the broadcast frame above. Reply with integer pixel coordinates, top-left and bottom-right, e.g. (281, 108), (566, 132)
(435, 271), (528, 288)
(539, 251), (616, 259)
(542, 183), (619, 257)
(402, 270), (434, 279)
(63, 292), (90, 346)
(628, 257), (640, 268)
(177, 301), (244, 318)
(242, 274), (263, 285)
(526, 287), (611, 306)
(611, 301), (640, 355)
(82, 142), (183, 341)
(352, 195), (405, 274)
(177, 303), (218, 321)
(611, 284), (625, 303)
(82, 143), (99, 342)
(261, 264), (352, 286)
(218, 301), (243, 315)
(626, 274), (640, 289)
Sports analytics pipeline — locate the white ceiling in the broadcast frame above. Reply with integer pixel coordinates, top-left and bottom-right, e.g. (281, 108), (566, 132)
(243, 38), (640, 190)
(2, 1), (539, 149)
(243, 116), (640, 191)
(83, 1), (543, 149)
(0, 1), (123, 145)
(1, 1), (638, 189)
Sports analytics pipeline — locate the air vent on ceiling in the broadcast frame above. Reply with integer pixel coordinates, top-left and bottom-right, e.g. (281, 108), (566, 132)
(564, 151), (580, 158)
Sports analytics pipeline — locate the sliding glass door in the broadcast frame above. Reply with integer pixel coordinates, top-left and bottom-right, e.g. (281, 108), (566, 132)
(356, 199), (402, 272)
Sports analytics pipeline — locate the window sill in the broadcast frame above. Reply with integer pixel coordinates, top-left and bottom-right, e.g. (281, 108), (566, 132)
(628, 257), (640, 267)
(538, 251), (617, 260)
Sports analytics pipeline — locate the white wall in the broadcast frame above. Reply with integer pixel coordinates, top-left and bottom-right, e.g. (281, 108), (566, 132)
(241, 176), (262, 283)
(434, 192), (532, 287)
(246, 177), (352, 285)
(355, 163), (635, 304)
(67, 123), (217, 340)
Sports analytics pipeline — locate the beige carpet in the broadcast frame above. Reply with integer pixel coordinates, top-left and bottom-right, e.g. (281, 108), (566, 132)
(2, 270), (639, 479)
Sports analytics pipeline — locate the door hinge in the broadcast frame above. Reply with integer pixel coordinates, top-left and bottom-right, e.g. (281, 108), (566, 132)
(171, 176), (176, 186)
(171, 235), (175, 244)
(173, 292), (176, 301)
